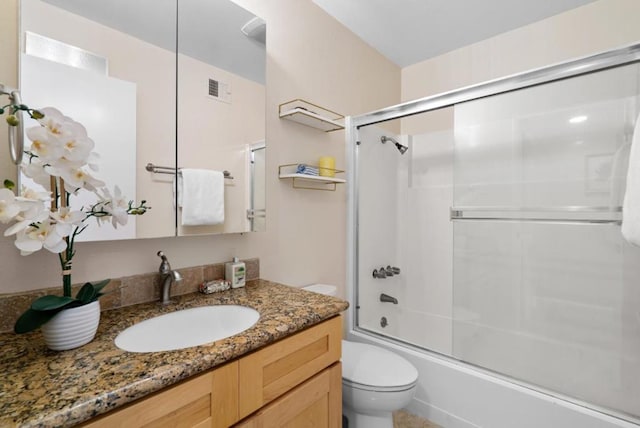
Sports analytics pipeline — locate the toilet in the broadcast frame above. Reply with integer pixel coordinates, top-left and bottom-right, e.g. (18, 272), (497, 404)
(302, 284), (419, 428)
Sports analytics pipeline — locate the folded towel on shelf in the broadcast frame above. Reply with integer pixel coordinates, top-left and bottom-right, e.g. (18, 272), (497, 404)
(622, 112), (640, 246)
(296, 164), (319, 175)
(179, 168), (224, 226)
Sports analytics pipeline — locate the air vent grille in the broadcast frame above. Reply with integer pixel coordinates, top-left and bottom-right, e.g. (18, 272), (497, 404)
(207, 78), (231, 104)
(208, 79), (219, 98)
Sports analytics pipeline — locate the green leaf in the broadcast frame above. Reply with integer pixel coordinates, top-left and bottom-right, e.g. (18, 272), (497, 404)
(75, 283), (97, 304)
(3, 179), (15, 190)
(31, 295), (76, 311)
(91, 279), (110, 293)
(75, 279), (110, 304)
(14, 308), (60, 334)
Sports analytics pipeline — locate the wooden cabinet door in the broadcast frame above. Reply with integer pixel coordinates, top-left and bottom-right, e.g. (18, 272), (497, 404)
(82, 361), (238, 428)
(235, 363), (342, 428)
(238, 315), (342, 419)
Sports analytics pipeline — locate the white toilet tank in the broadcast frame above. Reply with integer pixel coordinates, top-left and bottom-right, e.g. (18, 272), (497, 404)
(302, 284), (337, 296)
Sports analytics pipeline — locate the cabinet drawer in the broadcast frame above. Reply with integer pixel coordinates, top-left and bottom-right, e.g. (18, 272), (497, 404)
(83, 361), (238, 428)
(235, 362), (342, 428)
(238, 315), (342, 418)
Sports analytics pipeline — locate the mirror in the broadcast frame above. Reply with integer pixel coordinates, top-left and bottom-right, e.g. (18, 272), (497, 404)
(177, 0), (266, 235)
(19, 0), (177, 240)
(16, 0), (266, 242)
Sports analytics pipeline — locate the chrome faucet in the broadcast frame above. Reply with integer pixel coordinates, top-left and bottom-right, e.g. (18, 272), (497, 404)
(157, 251), (182, 305)
(372, 267), (387, 279)
(380, 293), (398, 304)
(386, 266), (401, 275)
(373, 265), (401, 279)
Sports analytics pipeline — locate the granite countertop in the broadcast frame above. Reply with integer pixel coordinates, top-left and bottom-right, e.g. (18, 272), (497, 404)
(0, 280), (349, 428)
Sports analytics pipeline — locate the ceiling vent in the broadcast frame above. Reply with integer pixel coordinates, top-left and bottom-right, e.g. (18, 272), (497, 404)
(208, 78), (231, 104)
(241, 17), (266, 45)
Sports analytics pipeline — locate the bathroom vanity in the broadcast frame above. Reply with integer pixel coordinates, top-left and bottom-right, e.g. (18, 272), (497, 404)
(0, 281), (348, 427)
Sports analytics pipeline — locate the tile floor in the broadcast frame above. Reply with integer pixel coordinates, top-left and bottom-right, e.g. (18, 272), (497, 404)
(393, 410), (441, 428)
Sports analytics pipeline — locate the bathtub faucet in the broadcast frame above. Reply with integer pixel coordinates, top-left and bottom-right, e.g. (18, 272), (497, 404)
(386, 266), (401, 275)
(372, 267), (387, 279)
(380, 293), (398, 304)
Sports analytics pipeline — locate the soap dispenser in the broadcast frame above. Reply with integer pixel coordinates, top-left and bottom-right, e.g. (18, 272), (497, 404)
(225, 257), (246, 288)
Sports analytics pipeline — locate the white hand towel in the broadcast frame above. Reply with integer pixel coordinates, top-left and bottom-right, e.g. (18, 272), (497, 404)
(622, 113), (640, 246)
(180, 169), (224, 226)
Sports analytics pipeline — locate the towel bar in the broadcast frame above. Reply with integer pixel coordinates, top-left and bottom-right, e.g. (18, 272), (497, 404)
(146, 163), (233, 179)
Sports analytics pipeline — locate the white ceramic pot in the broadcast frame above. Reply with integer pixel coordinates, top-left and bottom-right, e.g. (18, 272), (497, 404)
(41, 300), (101, 351)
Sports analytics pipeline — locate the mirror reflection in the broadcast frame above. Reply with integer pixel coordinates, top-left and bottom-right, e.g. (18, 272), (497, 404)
(17, 0), (266, 242)
(19, 0), (177, 240)
(177, 0), (266, 235)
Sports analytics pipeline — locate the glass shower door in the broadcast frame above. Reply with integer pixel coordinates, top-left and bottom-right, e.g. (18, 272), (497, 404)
(452, 62), (640, 418)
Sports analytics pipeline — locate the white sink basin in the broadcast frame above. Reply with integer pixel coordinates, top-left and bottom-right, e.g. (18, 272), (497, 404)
(115, 305), (260, 352)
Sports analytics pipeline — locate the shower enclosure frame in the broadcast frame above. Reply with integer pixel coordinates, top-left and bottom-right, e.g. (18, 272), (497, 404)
(345, 41), (640, 425)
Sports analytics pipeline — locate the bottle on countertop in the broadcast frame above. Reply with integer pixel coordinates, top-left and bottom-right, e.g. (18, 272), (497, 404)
(225, 257), (246, 288)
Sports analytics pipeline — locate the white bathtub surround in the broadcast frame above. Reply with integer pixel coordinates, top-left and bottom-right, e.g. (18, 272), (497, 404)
(349, 332), (640, 428)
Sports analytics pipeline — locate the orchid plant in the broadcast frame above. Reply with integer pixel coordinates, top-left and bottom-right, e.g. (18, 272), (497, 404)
(0, 103), (149, 333)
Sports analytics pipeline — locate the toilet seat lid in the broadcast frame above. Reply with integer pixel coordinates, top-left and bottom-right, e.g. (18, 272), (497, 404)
(341, 340), (418, 388)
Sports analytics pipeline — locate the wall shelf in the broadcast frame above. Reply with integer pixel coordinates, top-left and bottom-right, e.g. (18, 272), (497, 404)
(279, 99), (344, 132)
(279, 164), (345, 191)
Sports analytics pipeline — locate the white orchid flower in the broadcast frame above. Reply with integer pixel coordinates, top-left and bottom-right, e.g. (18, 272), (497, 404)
(99, 186), (129, 228)
(8, 106), (146, 265)
(50, 207), (86, 237)
(58, 123), (95, 163)
(59, 166), (106, 193)
(22, 160), (53, 189)
(16, 186), (51, 204)
(0, 188), (21, 224)
(35, 107), (68, 136)
(14, 219), (67, 255)
(62, 135), (95, 163)
(86, 152), (101, 172)
(4, 202), (49, 237)
(25, 126), (64, 162)
(8, 186), (52, 235)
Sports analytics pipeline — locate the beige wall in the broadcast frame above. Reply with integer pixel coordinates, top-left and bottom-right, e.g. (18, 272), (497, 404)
(0, 1), (18, 182)
(232, 0), (400, 295)
(402, 0), (640, 136)
(0, 0), (400, 295)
